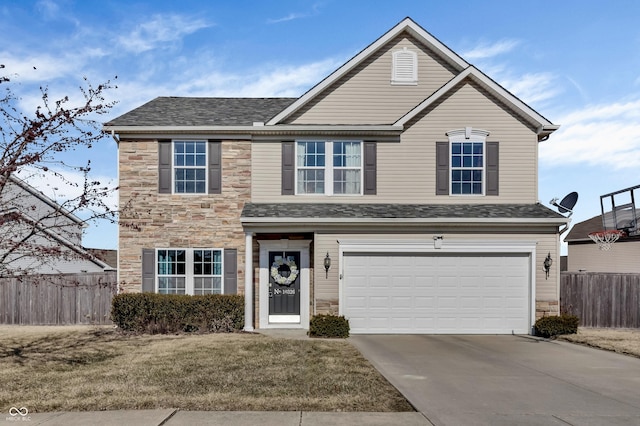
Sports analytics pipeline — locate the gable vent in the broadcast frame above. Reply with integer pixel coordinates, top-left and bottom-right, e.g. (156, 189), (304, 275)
(391, 47), (417, 85)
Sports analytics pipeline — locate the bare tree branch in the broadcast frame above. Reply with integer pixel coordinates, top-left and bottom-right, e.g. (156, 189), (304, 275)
(0, 66), (120, 277)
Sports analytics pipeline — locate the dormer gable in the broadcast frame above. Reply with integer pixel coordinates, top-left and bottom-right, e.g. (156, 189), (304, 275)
(267, 17), (469, 126)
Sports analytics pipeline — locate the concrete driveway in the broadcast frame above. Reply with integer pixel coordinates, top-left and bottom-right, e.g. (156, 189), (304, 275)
(350, 335), (640, 426)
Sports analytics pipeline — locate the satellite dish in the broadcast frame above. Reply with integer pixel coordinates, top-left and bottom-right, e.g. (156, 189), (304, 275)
(550, 192), (578, 215)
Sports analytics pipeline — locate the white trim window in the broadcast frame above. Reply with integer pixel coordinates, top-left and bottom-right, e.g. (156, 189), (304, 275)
(157, 248), (223, 295)
(446, 128), (490, 195)
(451, 141), (484, 195)
(173, 140), (207, 194)
(296, 141), (362, 195)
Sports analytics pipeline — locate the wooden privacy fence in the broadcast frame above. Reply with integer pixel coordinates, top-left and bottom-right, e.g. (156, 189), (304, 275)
(0, 271), (117, 325)
(561, 272), (640, 328)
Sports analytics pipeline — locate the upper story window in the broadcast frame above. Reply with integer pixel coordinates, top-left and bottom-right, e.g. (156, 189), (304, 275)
(157, 248), (223, 295)
(158, 139), (221, 195)
(391, 47), (418, 85)
(296, 141), (362, 195)
(436, 128), (497, 196)
(174, 141), (207, 193)
(451, 141), (484, 195)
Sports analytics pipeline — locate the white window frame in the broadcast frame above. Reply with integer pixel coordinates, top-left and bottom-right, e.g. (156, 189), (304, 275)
(156, 248), (224, 295)
(295, 140), (363, 196)
(446, 127), (490, 196)
(172, 140), (208, 194)
(391, 47), (418, 85)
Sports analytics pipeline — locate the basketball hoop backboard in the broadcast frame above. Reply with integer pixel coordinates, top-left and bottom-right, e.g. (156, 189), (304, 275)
(600, 184), (640, 237)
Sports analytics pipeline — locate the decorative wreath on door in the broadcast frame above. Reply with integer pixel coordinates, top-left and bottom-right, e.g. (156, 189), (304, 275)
(270, 258), (299, 286)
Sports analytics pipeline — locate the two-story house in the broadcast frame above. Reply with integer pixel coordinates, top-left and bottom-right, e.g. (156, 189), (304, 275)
(104, 17), (567, 334)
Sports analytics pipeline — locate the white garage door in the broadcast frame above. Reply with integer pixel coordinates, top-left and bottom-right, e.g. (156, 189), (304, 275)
(342, 253), (530, 334)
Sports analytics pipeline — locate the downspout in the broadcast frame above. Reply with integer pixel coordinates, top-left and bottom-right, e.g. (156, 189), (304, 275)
(111, 129), (121, 290)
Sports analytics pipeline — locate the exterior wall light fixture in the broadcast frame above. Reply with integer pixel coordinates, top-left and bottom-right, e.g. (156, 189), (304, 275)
(324, 252), (331, 279)
(543, 252), (553, 280)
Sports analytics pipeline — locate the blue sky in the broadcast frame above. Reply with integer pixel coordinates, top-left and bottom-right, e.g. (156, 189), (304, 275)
(2, 0), (640, 251)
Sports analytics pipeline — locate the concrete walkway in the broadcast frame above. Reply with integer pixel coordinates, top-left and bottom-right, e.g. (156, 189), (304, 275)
(17, 410), (431, 425)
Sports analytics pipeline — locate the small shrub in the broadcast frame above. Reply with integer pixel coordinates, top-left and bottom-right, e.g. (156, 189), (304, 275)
(309, 314), (350, 338)
(111, 293), (244, 334)
(534, 314), (579, 338)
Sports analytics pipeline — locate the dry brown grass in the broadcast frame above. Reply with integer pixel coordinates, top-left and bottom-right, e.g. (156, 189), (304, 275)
(0, 325), (412, 413)
(559, 328), (640, 358)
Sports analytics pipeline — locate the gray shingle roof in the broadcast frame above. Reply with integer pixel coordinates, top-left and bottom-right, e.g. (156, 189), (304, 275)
(241, 203), (564, 220)
(565, 214), (604, 241)
(106, 97), (297, 127)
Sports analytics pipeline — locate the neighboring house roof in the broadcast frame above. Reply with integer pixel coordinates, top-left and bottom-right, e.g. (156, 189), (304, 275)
(86, 248), (118, 269)
(106, 97), (297, 127)
(1, 208), (114, 272)
(242, 203), (567, 223)
(8, 175), (85, 227)
(565, 215), (606, 242)
(1, 176), (113, 273)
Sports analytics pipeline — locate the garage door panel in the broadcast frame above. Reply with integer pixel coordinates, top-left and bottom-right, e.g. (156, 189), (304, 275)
(414, 296), (435, 308)
(343, 253), (530, 334)
(369, 296), (389, 308)
(391, 296), (413, 308)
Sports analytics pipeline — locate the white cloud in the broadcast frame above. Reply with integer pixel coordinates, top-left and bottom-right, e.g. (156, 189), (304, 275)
(540, 99), (640, 170)
(36, 0), (59, 19)
(267, 3), (322, 24)
(500, 72), (562, 105)
(15, 166), (118, 213)
(462, 39), (520, 60)
(106, 57), (342, 116)
(116, 14), (211, 54)
(267, 13), (308, 24)
(0, 52), (80, 82)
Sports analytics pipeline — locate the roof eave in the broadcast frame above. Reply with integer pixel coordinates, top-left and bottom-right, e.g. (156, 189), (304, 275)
(104, 124), (404, 139)
(241, 217), (569, 225)
(395, 67), (560, 136)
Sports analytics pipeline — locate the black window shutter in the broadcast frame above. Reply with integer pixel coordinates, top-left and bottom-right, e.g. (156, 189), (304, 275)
(223, 249), (238, 294)
(208, 140), (222, 194)
(363, 142), (377, 195)
(141, 249), (156, 293)
(436, 142), (449, 195)
(281, 141), (295, 195)
(486, 142), (499, 196)
(158, 140), (172, 194)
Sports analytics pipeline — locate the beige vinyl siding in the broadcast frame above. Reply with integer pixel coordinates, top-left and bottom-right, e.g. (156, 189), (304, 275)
(252, 80), (539, 204)
(314, 231), (559, 313)
(286, 33), (457, 125)
(568, 241), (640, 273)
(313, 233), (341, 313)
(393, 80), (538, 204)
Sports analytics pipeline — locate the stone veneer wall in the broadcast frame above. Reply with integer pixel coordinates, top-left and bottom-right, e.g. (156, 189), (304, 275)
(118, 139), (250, 293)
(535, 300), (559, 319)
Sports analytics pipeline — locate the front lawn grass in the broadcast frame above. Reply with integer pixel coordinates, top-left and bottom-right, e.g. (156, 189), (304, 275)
(0, 326), (413, 413)
(559, 327), (640, 358)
